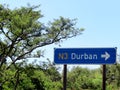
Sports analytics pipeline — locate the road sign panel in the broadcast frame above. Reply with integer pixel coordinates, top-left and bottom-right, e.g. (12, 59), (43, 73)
(54, 48), (116, 64)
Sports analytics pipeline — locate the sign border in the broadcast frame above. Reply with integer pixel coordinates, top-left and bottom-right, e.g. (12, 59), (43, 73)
(54, 47), (117, 65)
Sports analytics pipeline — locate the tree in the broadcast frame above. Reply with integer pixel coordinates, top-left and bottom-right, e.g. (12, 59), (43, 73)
(106, 64), (120, 89)
(67, 66), (91, 90)
(0, 4), (84, 89)
(67, 66), (102, 90)
(0, 4), (84, 67)
(0, 60), (62, 90)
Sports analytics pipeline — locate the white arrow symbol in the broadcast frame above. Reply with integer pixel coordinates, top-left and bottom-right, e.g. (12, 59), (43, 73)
(101, 52), (110, 60)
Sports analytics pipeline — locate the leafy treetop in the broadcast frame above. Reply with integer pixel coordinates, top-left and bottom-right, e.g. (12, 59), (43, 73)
(0, 4), (84, 68)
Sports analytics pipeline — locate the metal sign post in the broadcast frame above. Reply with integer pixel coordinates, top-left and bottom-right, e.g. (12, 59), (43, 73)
(102, 65), (106, 90)
(63, 64), (67, 90)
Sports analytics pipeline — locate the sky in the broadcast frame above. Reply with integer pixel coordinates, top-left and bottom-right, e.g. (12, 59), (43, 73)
(0, 0), (120, 69)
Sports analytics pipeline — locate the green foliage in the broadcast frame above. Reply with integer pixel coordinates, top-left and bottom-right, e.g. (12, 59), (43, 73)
(0, 60), (62, 90)
(1, 60), (120, 90)
(106, 64), (120, 90)
(0, 4), (83, 89)
(68, 66), (88, 89)
(0, 4), (84, 69)
(67, 66), (102, 90)
(67, 64), (120, 90)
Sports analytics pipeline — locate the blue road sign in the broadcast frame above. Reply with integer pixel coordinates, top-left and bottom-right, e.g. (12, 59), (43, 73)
(54, 48), (116, 64)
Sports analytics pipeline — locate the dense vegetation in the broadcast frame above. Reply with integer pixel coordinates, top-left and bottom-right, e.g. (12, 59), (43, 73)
(67, 64), (120, 90)
(0, 60), (120, 90)
(0, 60), (62, 90)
